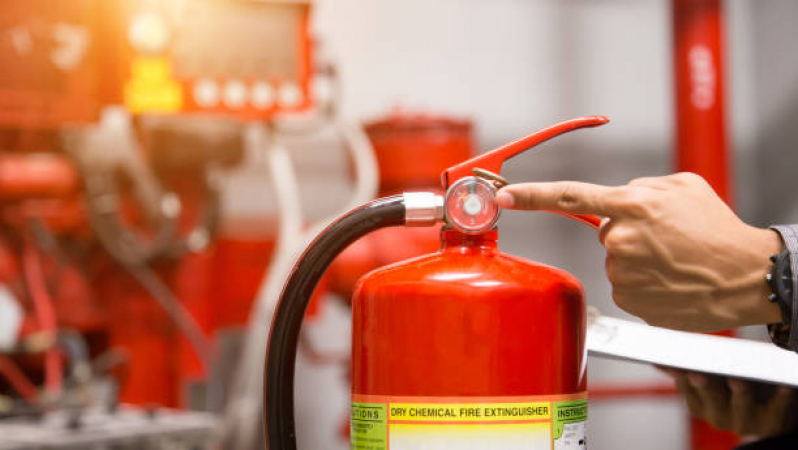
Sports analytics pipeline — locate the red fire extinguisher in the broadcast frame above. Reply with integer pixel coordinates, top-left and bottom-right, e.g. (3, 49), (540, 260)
(265, 116), (609, 450)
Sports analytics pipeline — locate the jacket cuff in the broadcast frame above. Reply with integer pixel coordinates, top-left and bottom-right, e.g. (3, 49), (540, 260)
(769, 225), (798, 352)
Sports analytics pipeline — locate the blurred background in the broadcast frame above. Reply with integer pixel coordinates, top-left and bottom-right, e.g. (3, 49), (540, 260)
(0, 0), (796, 449)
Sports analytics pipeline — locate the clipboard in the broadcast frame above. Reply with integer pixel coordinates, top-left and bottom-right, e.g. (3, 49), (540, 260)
(587, 314), (798, 387)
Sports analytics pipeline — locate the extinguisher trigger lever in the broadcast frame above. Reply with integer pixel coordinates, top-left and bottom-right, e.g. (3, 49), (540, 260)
(441, 115), (610, 189)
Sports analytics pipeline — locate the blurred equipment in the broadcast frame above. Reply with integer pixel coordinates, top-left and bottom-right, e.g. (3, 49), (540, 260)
(0, 407), (217, 450)
(328, 112), (473, 302)
(0, 0), (334, 449)
(88, 0), (315, 409)
(365, 112), (473, 192)
(117, 0), (313, 118)
(264, 117), (608, 450)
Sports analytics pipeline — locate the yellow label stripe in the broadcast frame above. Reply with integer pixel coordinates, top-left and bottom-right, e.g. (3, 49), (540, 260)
(388, 402), (551, 422)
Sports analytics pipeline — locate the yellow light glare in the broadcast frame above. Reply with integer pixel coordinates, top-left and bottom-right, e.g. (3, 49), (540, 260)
(128, 12), (170, 54)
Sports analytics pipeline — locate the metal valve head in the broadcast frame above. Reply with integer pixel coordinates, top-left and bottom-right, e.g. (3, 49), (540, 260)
(445, 176), (500, 234)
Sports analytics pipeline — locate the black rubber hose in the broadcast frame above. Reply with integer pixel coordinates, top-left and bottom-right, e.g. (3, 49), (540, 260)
(264, 195), (406, 450)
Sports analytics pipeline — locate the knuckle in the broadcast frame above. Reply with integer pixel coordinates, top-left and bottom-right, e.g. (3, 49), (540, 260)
(556, 183), (582, 210)
(627, 192), (653, 216)
(620, 188), (662, 218)
(628, 176), (656, 187)
(604, 226), (637, 251)
(673, 172), (707, 186)
(615, 188), (647, 214)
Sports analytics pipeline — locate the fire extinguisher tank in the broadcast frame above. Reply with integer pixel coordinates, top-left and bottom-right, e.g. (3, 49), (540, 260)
(352, 228), (587, 397)
(264, 117), (608, 450)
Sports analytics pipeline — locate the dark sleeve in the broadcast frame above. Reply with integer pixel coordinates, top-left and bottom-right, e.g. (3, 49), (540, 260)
(768, 225), (798, 352)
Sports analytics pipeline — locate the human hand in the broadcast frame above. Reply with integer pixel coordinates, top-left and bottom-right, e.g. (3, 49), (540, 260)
(497, 172), (783, 332)
(661, 368), (798, 438)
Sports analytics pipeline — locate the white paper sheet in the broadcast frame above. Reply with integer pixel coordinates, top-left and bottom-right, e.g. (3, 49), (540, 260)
(587, 315), (798, 387)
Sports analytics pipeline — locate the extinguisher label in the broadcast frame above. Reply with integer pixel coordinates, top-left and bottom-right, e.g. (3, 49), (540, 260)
(351, 393), (587, 450)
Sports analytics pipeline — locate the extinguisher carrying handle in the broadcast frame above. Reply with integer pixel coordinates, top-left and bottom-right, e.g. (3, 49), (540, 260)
(264, 194), (444, 450)
(442, 116), (609, 230)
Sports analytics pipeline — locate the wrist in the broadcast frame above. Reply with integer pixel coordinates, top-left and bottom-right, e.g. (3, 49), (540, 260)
(748, 228), (784, 325)
(719, 227), (783, 327)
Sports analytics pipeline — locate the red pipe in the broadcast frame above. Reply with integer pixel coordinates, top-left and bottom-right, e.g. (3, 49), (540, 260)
(22, 238), (63, 396)
(0, 355), (38, 402)
(673, 0), (738, 449)
(0, 154), (80, 200)
(673, 0), (730, 204)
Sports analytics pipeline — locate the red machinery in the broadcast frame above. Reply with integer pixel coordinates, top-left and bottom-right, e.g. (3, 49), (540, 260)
(0, 0), (106, 404)
(113, 0), (312, 119)
(101, 0), (315, 408)
(0, 0), (315, 412)
(264, 116), (608, 450)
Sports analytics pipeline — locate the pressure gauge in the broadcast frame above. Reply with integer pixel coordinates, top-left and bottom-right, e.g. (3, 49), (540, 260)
(444, 176), (501, 234)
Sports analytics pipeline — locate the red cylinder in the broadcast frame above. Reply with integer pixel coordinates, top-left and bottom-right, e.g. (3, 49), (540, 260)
(350, 229), (587, 449)
(330, 112), (474, 299)
(365, 113), (473, 193)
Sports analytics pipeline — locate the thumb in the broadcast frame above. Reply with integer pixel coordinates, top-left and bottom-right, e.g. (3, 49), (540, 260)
(496, 181), (627, 217)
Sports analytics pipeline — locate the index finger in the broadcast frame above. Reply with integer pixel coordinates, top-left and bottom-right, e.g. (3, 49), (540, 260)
(497, 181), (630, 218)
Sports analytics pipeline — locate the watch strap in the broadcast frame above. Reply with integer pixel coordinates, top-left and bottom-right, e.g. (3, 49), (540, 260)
(769, 225), (798, 352)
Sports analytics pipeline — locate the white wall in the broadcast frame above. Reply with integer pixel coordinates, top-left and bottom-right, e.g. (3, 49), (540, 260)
(313, 0), (674, 147)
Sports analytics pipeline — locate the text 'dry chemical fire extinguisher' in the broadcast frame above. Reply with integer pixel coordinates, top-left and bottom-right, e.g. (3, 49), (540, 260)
(265, 116), (609, 450)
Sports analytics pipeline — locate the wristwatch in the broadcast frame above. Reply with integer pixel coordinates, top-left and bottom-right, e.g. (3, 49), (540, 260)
(768, 225), (798, 352)
(767, 248), (793, 348)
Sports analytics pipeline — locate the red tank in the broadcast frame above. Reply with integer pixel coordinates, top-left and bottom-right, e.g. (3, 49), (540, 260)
(350, 229), (587, 449)
(353, 228), (587, 396)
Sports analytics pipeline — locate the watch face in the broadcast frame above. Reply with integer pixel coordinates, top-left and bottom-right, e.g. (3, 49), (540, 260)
(770, 250), (794, 317)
